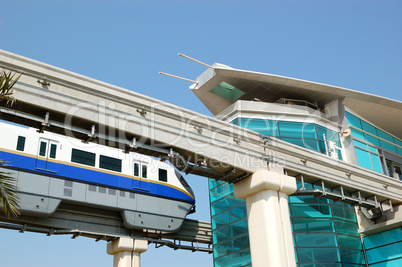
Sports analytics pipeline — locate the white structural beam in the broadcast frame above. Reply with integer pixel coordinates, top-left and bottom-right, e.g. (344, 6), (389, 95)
(107, 238), (148, 267)
(234, 169), (297, 267)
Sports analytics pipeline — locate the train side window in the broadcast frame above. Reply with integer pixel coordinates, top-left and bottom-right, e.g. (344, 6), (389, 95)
(49, 144), (57, 159)
(16, 136), (26, 151)
(159, 169), (167, 182)
(39, 141), (47, 156)
(71, 149), (96, 166)
(100, 155), (122, 172)
(134, 163), (139, 176)
(142, 165), (148, 178)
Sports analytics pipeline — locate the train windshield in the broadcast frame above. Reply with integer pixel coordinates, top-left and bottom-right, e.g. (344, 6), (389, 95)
(174, 169), (194, 198)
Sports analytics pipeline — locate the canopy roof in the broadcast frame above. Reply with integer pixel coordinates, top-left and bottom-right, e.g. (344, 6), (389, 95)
(191, 64), (402, 139)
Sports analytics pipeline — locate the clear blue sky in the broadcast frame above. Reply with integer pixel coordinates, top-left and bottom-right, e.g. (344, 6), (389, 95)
(0, 1), (401, 266)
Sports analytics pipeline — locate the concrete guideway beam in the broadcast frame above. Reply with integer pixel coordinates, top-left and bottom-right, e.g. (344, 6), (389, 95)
(234, 169), (297, 267)
(107, 238), (148, 267)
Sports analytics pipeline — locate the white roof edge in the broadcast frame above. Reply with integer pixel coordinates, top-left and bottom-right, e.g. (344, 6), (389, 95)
(213, 66), (401, 106)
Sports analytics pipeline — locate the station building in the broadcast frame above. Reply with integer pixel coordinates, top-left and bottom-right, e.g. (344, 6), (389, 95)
(191, 64), (402, 267)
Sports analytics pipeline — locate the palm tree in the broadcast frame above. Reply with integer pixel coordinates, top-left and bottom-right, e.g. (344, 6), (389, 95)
(0, 70), (22, 217)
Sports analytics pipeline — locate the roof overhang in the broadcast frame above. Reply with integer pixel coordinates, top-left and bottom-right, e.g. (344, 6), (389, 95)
(191, 64), (402, 139)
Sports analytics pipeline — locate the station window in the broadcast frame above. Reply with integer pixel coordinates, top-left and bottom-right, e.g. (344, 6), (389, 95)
(100, 155), (122, 172)
(159, 169), (168, 182)
(16, 136), (26, 151)
(346, 111), (402, 156)
(71, 149), (96, 167)
(353, 140), (384, 173)
(232, 118), (342, 159)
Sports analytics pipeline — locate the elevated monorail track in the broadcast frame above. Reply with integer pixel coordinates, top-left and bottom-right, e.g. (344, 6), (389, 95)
(1, 50), (402, 247)
(0, 210), (212, 253)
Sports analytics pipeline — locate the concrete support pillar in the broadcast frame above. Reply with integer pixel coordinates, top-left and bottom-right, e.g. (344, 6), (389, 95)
(233, 169), (297, 267)
(107, 237), (148, 267)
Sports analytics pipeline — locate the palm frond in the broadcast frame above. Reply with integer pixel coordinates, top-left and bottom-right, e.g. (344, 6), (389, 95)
(0, 160), (20, 218)
(0, 70), (22, 106)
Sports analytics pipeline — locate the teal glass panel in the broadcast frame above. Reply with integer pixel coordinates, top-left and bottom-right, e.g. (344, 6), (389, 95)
(210, 183), (233, 202)
(317, 125), (340, 145)
(290, 204), (332, 218)
(214, 249), (251, 267)
(331, 201), (354, 208)
(319, 140), (326, 154)
(353, 139), (368, 149)
(369, 259), (402, 267)
(355, 147), (373, 170)
(210, 81), (245, 102)
(366, 242), (402, 264)
(296, 180), (314, 190)
(346, 112), (362, 129)
(211, 193), (245, 216)
(292, 218), (335, 233)
(238, 118), (278, 136)
(298, 247), (340, 263)
(332, 206), (356, 222)
(214, 234), (249, 258)
(279, 121), (317, 139)
(230, 118), (239, 126)
(336, 149), (343, 161)
(370, 153), (383, 173)
(212, 218), (249, 244)
(363, 227), (402, 249)
(300, 264), (341, 267)
(209, 179), (226, 189)
(281, 137), (320, 152)
(395, 138), (402, 147)
(350, 128), (365, 140)
(295, 233), (337, 247)
(380, 140), (397, 153)
(395, 139), (402, 155)
(338, 234), (362, 249)
(368, 145), (378, 153)
(343, 264), (366, 267)
(364, 133), (380, 146)
(212, 204), (247, 229)
(376, 129), (394, 143)
(361, 120), (377, 136)
(289, 195), (329, 204)
(334, 219), (359, 237)
(340, 248), (366, 264)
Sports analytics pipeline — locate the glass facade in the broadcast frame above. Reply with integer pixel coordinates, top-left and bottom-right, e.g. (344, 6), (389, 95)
(363, 227), (402, 266)
(210, 116), (368, 267)
(209, 112), (402, 266)
(290, 182), (366, 266)
(345, 111), (402, 176)
(210, 179), (251, 267)
(209, 180), (366, 266)
(232, 118), (343, 160)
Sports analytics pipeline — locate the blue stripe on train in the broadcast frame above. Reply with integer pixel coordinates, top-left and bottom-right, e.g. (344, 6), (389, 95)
(0, 150), (194, 203)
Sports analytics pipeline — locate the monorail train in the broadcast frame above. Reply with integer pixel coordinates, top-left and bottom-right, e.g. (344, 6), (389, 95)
(0, 121), (195, 232)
